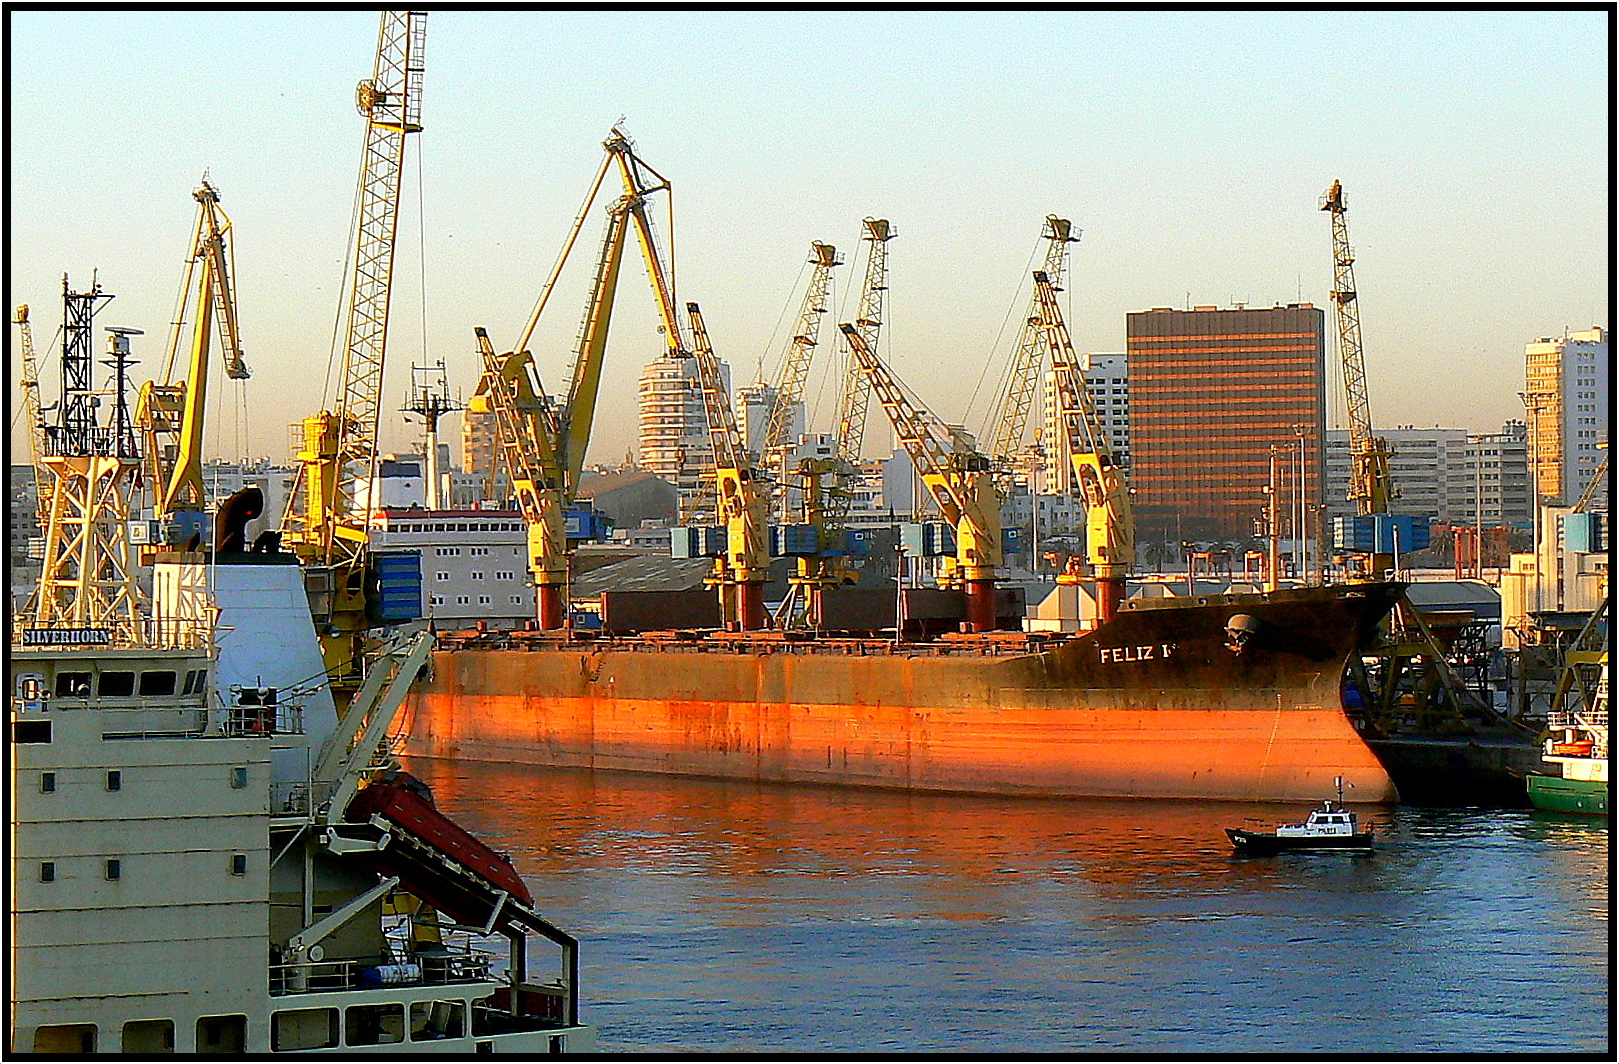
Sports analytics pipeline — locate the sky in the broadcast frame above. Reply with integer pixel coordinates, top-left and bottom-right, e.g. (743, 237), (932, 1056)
(9, 9), (1610, 467)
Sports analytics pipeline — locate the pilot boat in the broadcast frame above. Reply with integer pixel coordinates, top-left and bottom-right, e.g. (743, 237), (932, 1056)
(1225, 778), (1375, 854)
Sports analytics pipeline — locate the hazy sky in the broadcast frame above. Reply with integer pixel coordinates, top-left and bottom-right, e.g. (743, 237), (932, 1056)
(9, 9), (1609, 466)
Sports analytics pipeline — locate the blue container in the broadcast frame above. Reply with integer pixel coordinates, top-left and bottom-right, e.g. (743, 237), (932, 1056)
(564, 507), (612, 542)
(1001, 525), (1026, 555)
(902, 522), (956, 557)
(1562, 512), (1606, 553)
(842, 528), (874, 557)
(771, 524), (820, 557)
(1333, 514), (1429, 553)
(670, 525), (726, 558)
(371, 550), (423, 622)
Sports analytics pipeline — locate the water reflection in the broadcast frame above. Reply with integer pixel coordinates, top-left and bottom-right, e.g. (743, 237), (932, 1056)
(407, 757), (1608, 1055)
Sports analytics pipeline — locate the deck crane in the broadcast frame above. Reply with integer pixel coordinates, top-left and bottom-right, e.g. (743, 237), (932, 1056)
(134, 179), (251, 547)
(988, 216), (1080, 475)
(1032, 270), (1134, 623)
(840, 323), (1003, 632)
(1321, 179), (1401, 579)
(283, 10), (425, 690)
(690, 302), (772, 630)
(470, 185), (634, 629)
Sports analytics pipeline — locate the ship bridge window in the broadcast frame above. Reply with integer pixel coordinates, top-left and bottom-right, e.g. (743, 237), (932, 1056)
(272, 1008), (339, 1051)
(98, 672), (136, 697)
(122, 1018), (174, 1053)
(139, 671), (177, 696)
(346, 1003), (405, 1046)
(182, 669), (208, 695)
(55, 672), (92, 697)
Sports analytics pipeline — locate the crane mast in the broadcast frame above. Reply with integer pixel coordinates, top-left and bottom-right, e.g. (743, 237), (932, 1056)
(135, 178), (251, 535)
(840, 323), (1003, 633)
(1322, 179), (1398, 577)
(989, 216), (1079, 471)
(1032, 270), (1134, 623)
(15, 305), (51, 532)
(831, 219), (895, 488)
(689, 302), (771, 630)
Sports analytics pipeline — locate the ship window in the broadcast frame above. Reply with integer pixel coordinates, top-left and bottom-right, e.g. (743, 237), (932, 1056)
(41, 772), (56, 793)
(98, 671), (136, 697)
(106, 770), (122, 791)
(410, 1000), (465, 1041)
(231, 853), (247, 875)
(33, 1023), (96, 1053)
(56, 672), (92, 697)
(40, 861), (55, 883)
(272, 1008), (339, 1051)
(346, 1003), (404, 1046)
(197, 1016), (246, 1053)
(122, 1018), (175, 1053)
(139, 670), (177, 696)
(13, 720), (51, 744)
(231, 767), (249, 789)
(105, 858), (122, 880)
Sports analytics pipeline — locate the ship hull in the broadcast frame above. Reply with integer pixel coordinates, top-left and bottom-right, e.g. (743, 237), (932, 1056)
(403, 583), (1404, 803)
(1525, 772), (1609, 816)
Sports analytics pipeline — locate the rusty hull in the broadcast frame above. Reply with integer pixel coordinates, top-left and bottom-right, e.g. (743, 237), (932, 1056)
(403, 583), (1404, 802)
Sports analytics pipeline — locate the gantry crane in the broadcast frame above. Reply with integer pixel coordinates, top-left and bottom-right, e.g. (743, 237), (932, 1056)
(1322, 179), (1400, 578)
(283, 10), (425, 689)
(988, 216), (1080, 476)
(690, 302), (772, 629)
(1032, 271), (1134, 623)
(134, 178), (251, 548)
(841, 324), (1003, 632)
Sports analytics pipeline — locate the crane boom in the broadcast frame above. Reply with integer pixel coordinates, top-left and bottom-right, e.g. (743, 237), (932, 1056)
(841, 323), (1003, 632)
(1032, 270), (1133, 621)
(15, 306), (48, 510)
(833, 218), (895, 470)
(603, 128), (685, 356)
(764, 241), (842, 466)
(990, 216), (1079, 468)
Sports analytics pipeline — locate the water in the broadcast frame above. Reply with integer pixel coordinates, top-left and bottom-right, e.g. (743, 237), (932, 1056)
(404, 757), (1609, 1055)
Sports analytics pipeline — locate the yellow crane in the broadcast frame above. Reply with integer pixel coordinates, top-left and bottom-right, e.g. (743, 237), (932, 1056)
(283, 10), (426, 688)
(134, 179), (251, 546)
(14, 304), (51, 532)
(690, 302), (772, 630)
(1322, 179), (1401, 577)
(1032, 270), (1134, 623)
(840, 323), (1003, 632)
(988, 216), (1079, 474)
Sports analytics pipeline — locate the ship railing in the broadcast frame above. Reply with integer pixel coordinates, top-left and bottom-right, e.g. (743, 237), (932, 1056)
(271, 780), (337, 820)
(219, 702), (306, 738)
(269, 947), (495, 996)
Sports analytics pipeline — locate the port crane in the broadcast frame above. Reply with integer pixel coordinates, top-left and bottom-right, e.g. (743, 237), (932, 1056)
(987, 216), (1080, 478)
(827, 219), (896, 519)
(1032, 270), (1134, 623)
(471, 127), (684, 627)
(1321, 179), (1404, 578)
(14, 304), (53, 537)
(133, 179), (252, 549)
(282, 10), (425, 689)
(688, 302), (772, 629)
(841, 323), (1003, 632)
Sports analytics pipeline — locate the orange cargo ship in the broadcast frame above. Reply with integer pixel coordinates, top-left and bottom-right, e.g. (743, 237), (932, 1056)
(402, 582), (1404, 803)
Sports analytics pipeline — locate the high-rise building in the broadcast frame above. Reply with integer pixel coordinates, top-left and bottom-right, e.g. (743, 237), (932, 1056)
(1524, 326), (1608, 508)
(637, 354), (730, 517)
(1323, 426), (1467, 527)
(1442, 421), (1531, 529)
(737, 381), (803, 462)
(1126, 304), (1326, 544)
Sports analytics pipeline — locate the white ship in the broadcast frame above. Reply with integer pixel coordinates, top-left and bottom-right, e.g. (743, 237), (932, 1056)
(10, 294), (594, 1054)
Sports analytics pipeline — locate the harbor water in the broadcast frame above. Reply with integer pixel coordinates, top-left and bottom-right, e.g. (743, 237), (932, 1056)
(404, 757), (1609, 1055)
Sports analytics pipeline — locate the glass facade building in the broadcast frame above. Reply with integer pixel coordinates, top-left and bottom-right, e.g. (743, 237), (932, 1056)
(1126, 304), (1326, 545)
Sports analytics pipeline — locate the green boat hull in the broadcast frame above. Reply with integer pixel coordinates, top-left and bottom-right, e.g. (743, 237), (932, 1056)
(1525, 773), (1609, 816)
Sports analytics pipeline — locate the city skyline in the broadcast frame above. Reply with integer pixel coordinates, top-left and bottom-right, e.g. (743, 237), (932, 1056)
(9, 9), (1609, 464)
